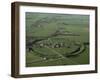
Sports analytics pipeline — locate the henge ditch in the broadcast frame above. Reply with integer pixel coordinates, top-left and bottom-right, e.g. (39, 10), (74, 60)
(26, 29), (89, 60)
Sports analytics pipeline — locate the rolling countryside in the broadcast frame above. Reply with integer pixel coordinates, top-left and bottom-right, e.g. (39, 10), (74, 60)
(26, 12), (89, 67)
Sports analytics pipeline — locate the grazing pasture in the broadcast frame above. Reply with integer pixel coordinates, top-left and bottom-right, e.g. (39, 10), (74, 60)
(26, 12), (89, 67)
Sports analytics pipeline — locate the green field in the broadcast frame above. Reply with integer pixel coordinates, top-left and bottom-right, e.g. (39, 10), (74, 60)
(26, 12), (89, 67)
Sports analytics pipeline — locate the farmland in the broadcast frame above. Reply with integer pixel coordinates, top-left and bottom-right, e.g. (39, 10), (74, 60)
(26, 12), (89, 67)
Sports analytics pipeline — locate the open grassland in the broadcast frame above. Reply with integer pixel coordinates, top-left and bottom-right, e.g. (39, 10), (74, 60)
(26, 12), (89, 67)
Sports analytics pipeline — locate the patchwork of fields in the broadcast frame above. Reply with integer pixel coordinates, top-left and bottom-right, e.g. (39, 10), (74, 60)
(26, 12), (89, 67)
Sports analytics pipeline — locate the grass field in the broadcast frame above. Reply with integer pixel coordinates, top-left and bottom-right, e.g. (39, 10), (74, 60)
(26, 12), (89, 67)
